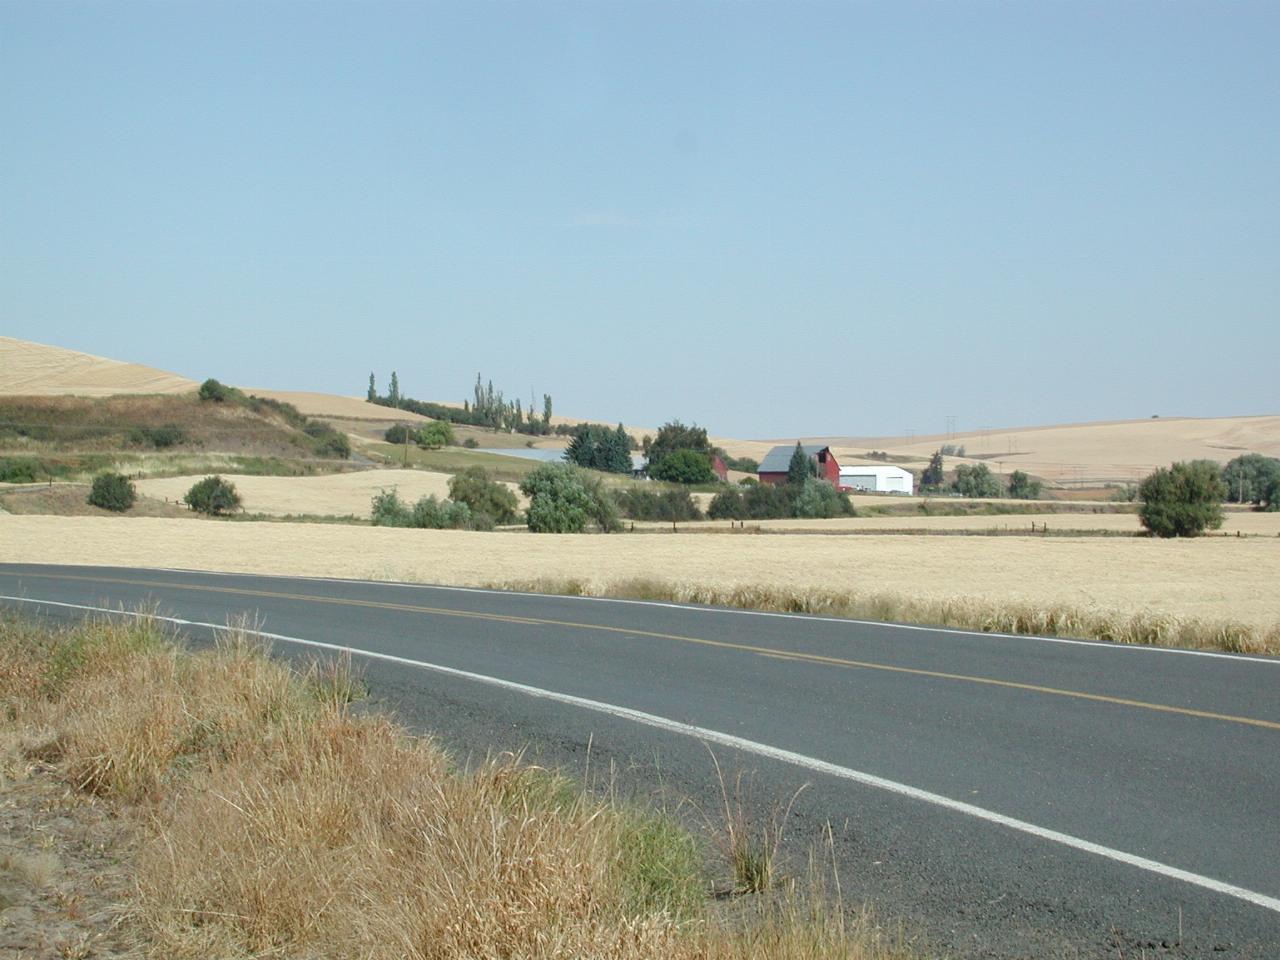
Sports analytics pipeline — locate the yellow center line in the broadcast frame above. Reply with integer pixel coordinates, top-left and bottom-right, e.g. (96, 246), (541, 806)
(16, 571), (1280, 732)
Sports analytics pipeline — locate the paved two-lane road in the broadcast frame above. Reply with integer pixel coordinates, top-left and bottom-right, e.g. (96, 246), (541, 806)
(2, 563), (1276, 957)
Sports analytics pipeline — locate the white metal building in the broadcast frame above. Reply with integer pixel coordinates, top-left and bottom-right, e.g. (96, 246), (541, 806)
(838, 464), (914, 495)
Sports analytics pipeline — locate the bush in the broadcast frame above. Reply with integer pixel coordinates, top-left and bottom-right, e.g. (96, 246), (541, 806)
(1138, 461), (1226, 537)
(792, 477), (855, 518)
(463, 437), (480, 449)
(184, 475), (242, 515)
(1222, 453), (1280, 507)
(649, 450), (715, 485)
(952, 463), (1001, 498)
(371, 489), (412, 527)
(615, 488), (703, 522)
(87, 472), (136, 512)
(417, 421), (455, 449)
(410, 495), (472, 530)
(448, 467), (520, 525)
(128, 424), (189, 449)
(197, 378), (235, 403)
(1006, 470), (1042, 500)
(0, 457), (41, 483)
(384, 424), (413, 444)
(519, 463), (621, 533)
(707, 489), (747, 520)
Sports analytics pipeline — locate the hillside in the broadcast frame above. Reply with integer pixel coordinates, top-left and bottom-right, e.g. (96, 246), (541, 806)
(0, 337), (197, 396)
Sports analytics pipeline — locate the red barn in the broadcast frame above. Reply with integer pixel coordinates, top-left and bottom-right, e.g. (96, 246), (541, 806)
(757, 444), (840, 486)
(710, 453), (729, 482)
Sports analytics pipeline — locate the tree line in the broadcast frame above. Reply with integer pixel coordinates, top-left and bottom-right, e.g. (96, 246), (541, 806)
(367, 371), (555, 436)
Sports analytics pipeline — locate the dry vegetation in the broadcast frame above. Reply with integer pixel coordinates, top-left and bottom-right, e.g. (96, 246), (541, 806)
(0, 612), (917, 959)
(3, 516), (1277, 654)
(0, 337), (196, 397)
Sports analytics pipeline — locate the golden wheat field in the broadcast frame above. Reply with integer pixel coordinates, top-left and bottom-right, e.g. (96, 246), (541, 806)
(3, 515), (1277, 630)
(134, 469), (523, 518)
(0, 337), (196, 397)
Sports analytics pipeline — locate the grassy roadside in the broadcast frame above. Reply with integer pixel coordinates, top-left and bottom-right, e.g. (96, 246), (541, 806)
(0, 612), (921, 960)
(491, 577), (1280, 656)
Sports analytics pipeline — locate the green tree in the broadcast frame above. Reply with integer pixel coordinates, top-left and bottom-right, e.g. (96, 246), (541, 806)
(184, 476), (242, 515)
(649, 449), (715, 484)
(370, 488), (412, 526)
(520, 463), (620, 533)
(952, 463), (1002, 498)
(707, 489), (747, 520)
(384, 424), (413, 444)
(367, 372), (376, 402)
(416, 420), (455, 449)
(448, 467), (519, 524)
(87, 472), (135, 512)
(921, 451), (945, 489)
(388, 371), (400, 408)
(1007, 470), (1042, 500)
(792, 477), (855, 518)
(198, 378), (234, 402)
(1138, 461), (1226, 537)
(1221, 453), (1280, 507)
(1263, 473), (1280, 512)
(787, 442), (816, 486)
(608, 423), (634, 473)
(565, 423), (634, 474)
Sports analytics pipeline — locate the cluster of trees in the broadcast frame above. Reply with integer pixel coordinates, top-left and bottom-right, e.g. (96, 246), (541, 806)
(520, 463), (622, 533)
(565, 423), (634, 473)
(920, 452), (1042, 500)
(369, 467), (520, 531)
(1138, 453), (1278, 538)
(200, 379), (350, 459)
(368, 372), (554, 436)
(614, 487), (702, 522)
(644, 421), (717, 484)
(708, 443), (853, 520)
(384, 421), (456, 450)
(86, 472), (243, 515)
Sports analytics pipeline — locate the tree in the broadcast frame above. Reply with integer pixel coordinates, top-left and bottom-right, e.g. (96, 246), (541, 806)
(1221, 453), (1280, 507)
(184, 476), (242, 515)
(543, 394), (553, 431)
(448, 467), (519, 525)
(565, 423), (634, 474)
(921, 451), (944, 490)
(708, 489), (747, 520)
(416, 420), (455, 449)
(787, 442), (815, 486)
(1007, 470), (1042, 500)
(952, 463), (1001, 498)
(792, 477), (854, 518)
(198, 378), (233, 403)
(1138, 461), (1226, 537)
(649, 449), (715, 484)
(367, 372), (376, 402)
(384, 424), (413, 444)
(87, 472), (135, 512)
(520, 463), (619, 533)
(1263, 473), (1280, 512)
(388, 371), (400, 408)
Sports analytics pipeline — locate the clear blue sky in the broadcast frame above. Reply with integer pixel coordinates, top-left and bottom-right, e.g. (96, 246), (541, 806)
(3, 2), (1277, 439)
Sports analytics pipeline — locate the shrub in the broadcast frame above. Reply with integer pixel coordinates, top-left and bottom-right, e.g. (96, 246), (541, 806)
(722, 455), (758, 473)
(128, 424), (189, 449)
(463, 437), (480, 449)
(197, 378), (234, 402)
(1006, 470), (1042, 500)
(742, 482), (796, 520)
(371, 489), (412, 527)
(87, 472), (136, 512)
(448, 467), (520, 525)
(1138, 461), (1226, 537)
(707, 489), (747, 520)
(184, 475), (242, 515)
(952, 463), (1001, 498)
(1222, 453), (1280, 507)
(519, 463), (620, 533)
(410, 495), (473, 530)
(0, 457), (41, 483)
(649, 449), (715, 485)
(792, 478), (854, 519)
(417, 420), (455, 449)
(384, 424), (413, 444)
(615, 488), (702, 522)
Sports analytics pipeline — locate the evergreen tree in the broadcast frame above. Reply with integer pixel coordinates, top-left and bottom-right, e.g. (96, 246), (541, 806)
(367, 372), (376, 402)
(921, 451), (945, 489)
(388, 371), (400, 408)
(787, 442), (815, 486)
(1007, 470), (1042, 500)
(543, 394), (553, 431)
(609, 423), (633, 474)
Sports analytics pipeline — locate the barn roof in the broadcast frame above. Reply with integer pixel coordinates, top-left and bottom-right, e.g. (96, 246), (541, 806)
(758, 443), (831, 473)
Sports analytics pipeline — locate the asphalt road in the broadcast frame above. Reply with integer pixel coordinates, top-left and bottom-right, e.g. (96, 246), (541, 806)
(2, 562), (1277, 958)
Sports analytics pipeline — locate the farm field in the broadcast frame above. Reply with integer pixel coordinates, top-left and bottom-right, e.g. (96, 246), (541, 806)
(3, 515), (1277, 633)
(134, 468), (523, 519)
(0, 336), (196, 396)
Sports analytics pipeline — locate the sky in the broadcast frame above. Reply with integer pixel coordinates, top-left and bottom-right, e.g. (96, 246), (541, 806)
(2, 1), (1277, 440)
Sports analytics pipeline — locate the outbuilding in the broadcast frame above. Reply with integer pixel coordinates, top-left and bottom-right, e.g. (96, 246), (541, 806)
(838, 464), (914, 495)
(758, 444), (840, 486)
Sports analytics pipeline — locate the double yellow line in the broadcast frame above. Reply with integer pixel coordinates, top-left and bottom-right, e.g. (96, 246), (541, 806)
(18, 571), (1280, 732)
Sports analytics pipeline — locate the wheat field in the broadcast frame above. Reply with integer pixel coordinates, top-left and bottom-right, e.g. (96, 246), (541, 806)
(3, 515), (1277, 631)
(0, 337), (196, 397)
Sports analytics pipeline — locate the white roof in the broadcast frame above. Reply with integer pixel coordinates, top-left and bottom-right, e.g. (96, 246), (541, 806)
(838, 464), (913, 478)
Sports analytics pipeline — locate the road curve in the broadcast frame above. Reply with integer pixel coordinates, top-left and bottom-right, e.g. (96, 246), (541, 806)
(2, 562), (1277, 958)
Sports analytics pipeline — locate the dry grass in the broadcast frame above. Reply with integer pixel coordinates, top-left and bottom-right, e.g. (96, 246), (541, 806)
(0, 336), (196, 396)
(1, 612), (918, 960)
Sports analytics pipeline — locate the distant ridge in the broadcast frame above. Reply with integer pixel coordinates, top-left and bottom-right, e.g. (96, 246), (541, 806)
(0, 337), (196, 397)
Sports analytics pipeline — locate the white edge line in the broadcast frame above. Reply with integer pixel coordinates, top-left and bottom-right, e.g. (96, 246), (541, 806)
(19, 563), (1280, 665)
(5, 592), (1279, 917)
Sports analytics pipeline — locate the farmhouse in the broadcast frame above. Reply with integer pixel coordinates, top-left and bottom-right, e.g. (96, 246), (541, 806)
(838, 464), (914, 495)
(758, 444), (840, 486)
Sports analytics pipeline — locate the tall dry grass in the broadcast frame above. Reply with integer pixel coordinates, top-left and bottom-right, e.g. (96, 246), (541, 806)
(495, 577), (1280, 656)
(0, 612), (920, 960)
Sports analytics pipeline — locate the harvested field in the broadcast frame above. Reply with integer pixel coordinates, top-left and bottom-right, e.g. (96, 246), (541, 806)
(3, 516), (1277, 635)
(0, 337), (196, 396)
(240, 389), (427, 421)
(134, 469), (518, 519)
